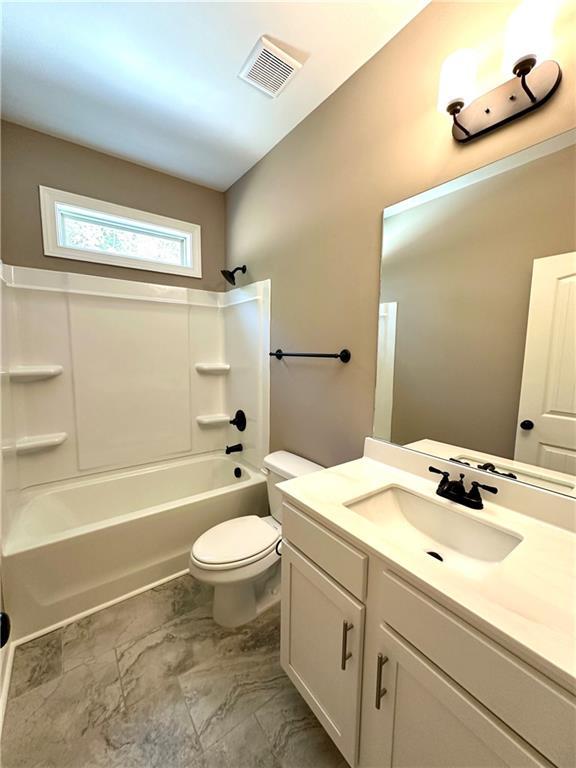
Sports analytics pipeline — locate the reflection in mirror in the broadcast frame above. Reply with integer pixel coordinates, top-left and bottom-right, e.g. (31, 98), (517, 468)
(374, 131), (576, 496)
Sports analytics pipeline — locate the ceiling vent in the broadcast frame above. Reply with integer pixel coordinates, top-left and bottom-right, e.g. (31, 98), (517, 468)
(239, 36), (303, 98)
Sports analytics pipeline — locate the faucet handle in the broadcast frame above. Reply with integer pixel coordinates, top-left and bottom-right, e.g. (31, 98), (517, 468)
(471, 480), (498, 495)
(449, 457), (471, 466)
(429, 466), (450, 492)
(429, 466), (449, 478)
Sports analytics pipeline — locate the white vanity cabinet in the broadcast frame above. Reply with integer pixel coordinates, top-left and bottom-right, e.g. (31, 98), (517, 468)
(281, 541), (365, 766)
(280, 501), (575, 768)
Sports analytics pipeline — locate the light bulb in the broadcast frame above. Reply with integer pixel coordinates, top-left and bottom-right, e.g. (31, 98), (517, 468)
(502, 0), (563, 74)
(437, 49), (479, 114)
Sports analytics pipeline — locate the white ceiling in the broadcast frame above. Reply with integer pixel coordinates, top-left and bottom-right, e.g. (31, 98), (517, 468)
(1, 1), (428, 191)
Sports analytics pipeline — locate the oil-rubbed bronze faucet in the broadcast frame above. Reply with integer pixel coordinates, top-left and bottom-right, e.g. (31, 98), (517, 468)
(429, 466), (498, 510)
(225, 443), (243, 455)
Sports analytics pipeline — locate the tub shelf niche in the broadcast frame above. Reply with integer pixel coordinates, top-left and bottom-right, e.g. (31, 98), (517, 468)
(15, 432), (68, 455)
(9, 365), (63, 382)
(195, 363), (231, 374)
(196, 414), (231, 427)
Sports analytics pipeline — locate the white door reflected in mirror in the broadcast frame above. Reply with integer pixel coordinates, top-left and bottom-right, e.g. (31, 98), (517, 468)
(515, 251), (576, 474)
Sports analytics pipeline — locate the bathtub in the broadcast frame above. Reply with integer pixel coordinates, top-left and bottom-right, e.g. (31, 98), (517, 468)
(3, 453), (268, 639)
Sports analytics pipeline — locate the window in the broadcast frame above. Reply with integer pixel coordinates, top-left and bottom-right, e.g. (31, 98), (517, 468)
(39, 187), (202, 278)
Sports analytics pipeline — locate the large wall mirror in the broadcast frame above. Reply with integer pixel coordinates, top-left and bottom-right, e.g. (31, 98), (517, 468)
(374, 130), (576, 496)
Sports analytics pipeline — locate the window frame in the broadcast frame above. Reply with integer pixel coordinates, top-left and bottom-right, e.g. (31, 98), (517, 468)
(39, 186), (202, 278)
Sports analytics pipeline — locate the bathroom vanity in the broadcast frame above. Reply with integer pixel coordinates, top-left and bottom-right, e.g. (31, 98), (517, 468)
(278, 440), (576, 768)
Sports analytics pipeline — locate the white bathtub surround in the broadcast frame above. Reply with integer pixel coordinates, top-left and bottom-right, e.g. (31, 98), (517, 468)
(0, 269), (14, 734)
(0, 264), (271, 643)
(4, 453), (268, 639)
(1, 265), (270, 493)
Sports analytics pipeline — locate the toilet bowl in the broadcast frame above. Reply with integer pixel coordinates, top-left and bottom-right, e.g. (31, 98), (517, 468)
(189, 451), (322, 627)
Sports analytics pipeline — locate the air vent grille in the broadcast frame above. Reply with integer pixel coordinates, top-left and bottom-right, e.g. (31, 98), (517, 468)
(239, 37), (302, 97)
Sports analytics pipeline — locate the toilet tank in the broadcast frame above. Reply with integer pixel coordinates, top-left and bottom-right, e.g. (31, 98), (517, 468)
(263, 451), (323, 522)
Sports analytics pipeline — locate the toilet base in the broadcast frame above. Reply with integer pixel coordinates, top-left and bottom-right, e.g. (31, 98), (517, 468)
(212, 560), (281, 627)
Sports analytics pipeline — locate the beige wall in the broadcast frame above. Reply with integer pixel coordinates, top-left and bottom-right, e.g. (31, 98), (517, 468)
(1, 122), (227, 290)
(226, 1), (576, 467)
(379, 145), (576, 458)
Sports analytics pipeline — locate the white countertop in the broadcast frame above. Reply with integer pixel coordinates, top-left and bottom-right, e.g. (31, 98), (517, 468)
(279, 456), (576, 693)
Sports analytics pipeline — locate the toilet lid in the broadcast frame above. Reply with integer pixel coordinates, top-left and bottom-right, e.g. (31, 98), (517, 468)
(192, 515), (279, 565)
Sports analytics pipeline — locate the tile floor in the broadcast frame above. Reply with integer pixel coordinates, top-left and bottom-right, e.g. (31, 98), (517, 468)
(1, 575), (347, 768)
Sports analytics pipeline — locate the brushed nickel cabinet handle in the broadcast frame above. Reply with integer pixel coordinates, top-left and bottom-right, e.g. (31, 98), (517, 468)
(341, 620), (354, 670)
(375, 653), (389, 709)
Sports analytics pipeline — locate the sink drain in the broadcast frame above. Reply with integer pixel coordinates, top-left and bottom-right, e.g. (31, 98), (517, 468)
(426, 551), (444, 562)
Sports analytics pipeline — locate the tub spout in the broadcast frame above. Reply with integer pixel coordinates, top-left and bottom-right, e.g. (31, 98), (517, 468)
(225, 443), (243, 455)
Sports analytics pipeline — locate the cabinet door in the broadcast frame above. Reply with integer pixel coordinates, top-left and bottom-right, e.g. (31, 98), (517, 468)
(360, 624), (551, 768)
(281, 541), (365, 767)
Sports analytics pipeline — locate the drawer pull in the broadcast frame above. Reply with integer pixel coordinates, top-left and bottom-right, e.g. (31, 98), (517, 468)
(375, 653), (389, 709)
(341, 620), (354, 670)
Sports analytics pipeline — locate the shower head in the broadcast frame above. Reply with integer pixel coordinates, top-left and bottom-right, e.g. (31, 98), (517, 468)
(221, 265), (247, 286)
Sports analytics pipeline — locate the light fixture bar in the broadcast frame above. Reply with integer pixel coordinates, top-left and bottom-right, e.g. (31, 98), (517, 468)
(450, 59), (561, 143)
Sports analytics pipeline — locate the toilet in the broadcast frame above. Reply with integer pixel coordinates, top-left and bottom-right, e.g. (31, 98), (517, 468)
(189, 451), (322, 627)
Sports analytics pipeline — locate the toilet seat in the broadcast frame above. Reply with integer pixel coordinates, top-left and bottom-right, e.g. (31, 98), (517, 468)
(191, 515), (280, 571)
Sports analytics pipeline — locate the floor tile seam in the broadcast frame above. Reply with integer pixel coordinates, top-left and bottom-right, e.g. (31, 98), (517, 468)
(113, 646), (128, 713)
(252, 704), (283, 756)
(253, 700), (287, 766)
(174, 675), (208, 759)
(193, 687), (283, 755)
(199, 711), (279, 765)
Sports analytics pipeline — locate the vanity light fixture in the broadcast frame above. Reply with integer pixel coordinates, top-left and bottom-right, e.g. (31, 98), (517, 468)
(443, 0), (563, 142)
(445, 56), (562, 143)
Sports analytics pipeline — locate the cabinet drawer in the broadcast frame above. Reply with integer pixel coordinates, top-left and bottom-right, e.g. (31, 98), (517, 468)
(282, 503), (367, 600)
(379, 569), (576, 768)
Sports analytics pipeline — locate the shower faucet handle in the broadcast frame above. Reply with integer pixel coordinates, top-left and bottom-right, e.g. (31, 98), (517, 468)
(230, 410), (247, 432)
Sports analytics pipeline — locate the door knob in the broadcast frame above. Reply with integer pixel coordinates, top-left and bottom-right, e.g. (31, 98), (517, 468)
(520, 419), (534, 431)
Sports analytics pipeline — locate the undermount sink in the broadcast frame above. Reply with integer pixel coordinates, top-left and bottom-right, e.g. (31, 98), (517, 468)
(345, 486), (522, 577)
